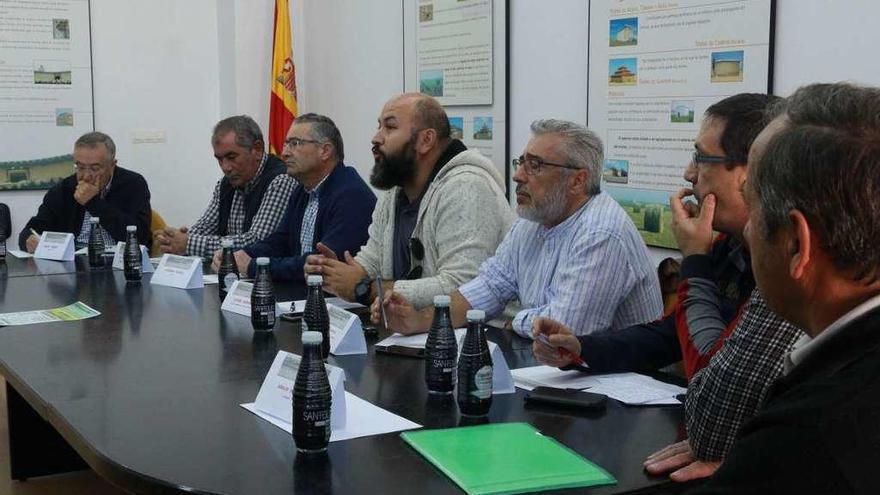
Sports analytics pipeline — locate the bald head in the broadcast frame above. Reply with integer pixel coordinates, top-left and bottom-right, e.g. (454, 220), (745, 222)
(387, 93), (451, 139)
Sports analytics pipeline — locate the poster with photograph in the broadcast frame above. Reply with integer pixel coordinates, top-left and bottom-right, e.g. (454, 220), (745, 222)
(588, 0), (773, 248)
(415, 0), (493, 106)
(0, 0), (94, 191)
(405, 0), (508, 196)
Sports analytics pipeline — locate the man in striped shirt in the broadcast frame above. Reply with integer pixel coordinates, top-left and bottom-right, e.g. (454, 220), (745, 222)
(155, 116), (296, 261)
(376, 119), (662, 337)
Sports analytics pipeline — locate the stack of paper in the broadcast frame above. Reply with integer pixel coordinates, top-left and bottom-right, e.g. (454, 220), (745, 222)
(512, 365), (685, 405)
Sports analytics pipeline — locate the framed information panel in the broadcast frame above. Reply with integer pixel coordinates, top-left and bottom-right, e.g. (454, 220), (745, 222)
(588, 0), (774, 248)
(0, 0), (94, 191)
(403, 0), (510, 197)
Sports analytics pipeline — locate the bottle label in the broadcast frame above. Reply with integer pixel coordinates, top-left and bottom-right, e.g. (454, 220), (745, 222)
(223, 273), (239, 289)
(472, 366), (493, 399)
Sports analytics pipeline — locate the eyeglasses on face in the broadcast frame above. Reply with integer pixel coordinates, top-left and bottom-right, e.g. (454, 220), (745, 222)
(73, 163), (105, 175)
(691, 151), (732, 166)
(283, 137), (322, 149)
(405, 237), (424, 280)
(512, 155), (580, 176)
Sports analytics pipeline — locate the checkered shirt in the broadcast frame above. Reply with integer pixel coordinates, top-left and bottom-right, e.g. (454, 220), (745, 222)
(685, 288), (805, 461)
(76, 173), (116, 249)
(298, 174), (330, 255)
(186, 154), (295, 259)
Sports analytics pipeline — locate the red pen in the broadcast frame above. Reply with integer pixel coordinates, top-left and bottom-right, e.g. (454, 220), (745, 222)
(536, 334), (586, 367)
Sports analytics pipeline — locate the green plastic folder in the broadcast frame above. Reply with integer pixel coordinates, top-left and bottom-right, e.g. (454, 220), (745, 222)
(400, 422), (616, 495)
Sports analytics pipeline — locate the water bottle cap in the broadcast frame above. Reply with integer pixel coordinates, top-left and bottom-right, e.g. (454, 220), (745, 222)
(256, 257), (270, 266)
(126, 225), (137, 232)
(90, 217), (100, 223)
(220, 238), (233, 248)
(302, 331), (323, 345)
(307, 275), (323, 286)
(466, 309), (485, 322)
(433, 294), (451, 307)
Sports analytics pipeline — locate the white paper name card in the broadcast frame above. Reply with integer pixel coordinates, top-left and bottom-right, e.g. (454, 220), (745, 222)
(327, 304), (367, 356)
(150, 254), (204, 289)
(33, 232), (75, 261)
(220, 280), (253, 316)
(111, 242), (154, 273)
(253, 350), (346, 430)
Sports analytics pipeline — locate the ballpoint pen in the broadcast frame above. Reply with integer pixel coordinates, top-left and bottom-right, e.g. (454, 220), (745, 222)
(535, 333), (586, 367)
(376, 275), (389, 329)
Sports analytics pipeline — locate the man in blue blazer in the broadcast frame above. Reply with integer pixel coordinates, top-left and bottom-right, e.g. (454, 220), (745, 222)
(212, 113), (375, 282)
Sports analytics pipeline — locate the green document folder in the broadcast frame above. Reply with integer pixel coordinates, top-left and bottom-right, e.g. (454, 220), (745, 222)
(401, 422), (616, 495)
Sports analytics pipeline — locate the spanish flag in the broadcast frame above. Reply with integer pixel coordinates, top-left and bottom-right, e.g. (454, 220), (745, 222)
(269, 0), (298, 155)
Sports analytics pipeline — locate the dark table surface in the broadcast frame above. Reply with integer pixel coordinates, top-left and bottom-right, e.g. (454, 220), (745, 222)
(0, 267), (684, 494)
(0, 253), (94, 279)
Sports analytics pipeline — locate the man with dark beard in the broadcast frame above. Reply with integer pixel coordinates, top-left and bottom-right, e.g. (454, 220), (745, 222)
(375, 119), (662, 337)
(304, 93), (514, 309)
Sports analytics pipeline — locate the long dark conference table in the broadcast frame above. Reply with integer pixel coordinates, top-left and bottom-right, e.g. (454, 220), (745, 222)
(0, 254), (687, 494)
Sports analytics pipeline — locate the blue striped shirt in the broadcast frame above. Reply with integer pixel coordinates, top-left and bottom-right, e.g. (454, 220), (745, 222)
(459, 192), (663, 338)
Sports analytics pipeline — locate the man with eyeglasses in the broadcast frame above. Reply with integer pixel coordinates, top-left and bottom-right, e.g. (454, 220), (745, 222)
(377, 118), (662, 339)
(530, 94), (808, 483)
(304, 93), (514, 308)
(209, 113), (375, 282)
(19, 132), (152, 253)
(155, 115), (296, 261)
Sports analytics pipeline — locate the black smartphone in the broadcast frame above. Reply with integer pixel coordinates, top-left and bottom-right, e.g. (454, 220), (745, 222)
(375, 345), (425, 359)
(524, 387), (607, 411)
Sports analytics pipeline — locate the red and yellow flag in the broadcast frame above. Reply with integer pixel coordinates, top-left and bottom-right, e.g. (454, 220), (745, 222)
(268, 0), (298, 155)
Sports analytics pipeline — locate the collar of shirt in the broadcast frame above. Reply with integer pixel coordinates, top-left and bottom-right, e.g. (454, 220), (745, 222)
(539, 193), (595, 241)
(304, 169), (331, 196)
(242, 153), (268, 194)
(784, 291), (880, 375)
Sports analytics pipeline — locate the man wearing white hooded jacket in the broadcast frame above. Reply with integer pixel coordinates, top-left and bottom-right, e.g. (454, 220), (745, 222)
(305, 93), (515, 309)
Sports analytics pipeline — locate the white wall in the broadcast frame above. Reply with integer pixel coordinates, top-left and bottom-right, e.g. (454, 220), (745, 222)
(4, 0), (879, 256)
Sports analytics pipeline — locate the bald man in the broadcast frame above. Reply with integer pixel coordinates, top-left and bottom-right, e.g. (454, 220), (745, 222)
(305, 93), (514, 309)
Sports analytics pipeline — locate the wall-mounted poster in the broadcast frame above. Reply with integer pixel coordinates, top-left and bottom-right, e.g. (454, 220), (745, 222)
(0, 0), (94, 191)
(588, 0), (774, 248)
(404, 0), (509, 197)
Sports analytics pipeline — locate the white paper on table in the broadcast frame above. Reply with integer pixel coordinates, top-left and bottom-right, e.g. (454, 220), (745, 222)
(586, 373), (686, 405)
(110, 242), (154, 273)
(33, 232), (75, 261)
(241, 391), (420, 442)
(0, 301), (101, 326)
(511, 365), (601, 391)
(326, 304), (366, 356)
(150, 254), (204, 289)
(376, 328), (466, 349)
(6, 249), (33, 259)
(75, 247), (89, 255)
(202, 274), (219, 285)
(252, 351), (347, 430)
(220, 280), (253, 316)
(276, 298), (365, 315)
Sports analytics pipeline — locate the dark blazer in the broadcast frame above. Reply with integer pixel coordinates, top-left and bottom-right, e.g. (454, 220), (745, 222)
(19, 166), (152, 249)
(244, 162), (376, 282)
(690, 305), (880, 494)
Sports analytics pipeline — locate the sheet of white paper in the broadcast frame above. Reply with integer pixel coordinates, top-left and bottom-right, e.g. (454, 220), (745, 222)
(203, 274), (219, 285)
(278, 298), (365, 315)
(510, 365), (601, 391)
(75, 247), (88, 255)
(241, 392), (420, 442)
(6, 249), (33, 259)
(376, 329), (466, 349)
(586, 373), (686, 405)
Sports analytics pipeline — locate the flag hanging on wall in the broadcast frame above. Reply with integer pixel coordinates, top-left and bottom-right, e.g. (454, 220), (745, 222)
(269, 0), (298, 155)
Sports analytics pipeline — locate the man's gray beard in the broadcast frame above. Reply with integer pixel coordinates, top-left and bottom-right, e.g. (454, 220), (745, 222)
(516, 180), (569, 225)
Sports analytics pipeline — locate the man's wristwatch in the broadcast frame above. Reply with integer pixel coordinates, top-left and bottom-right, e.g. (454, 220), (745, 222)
(353, 276), (373, 305)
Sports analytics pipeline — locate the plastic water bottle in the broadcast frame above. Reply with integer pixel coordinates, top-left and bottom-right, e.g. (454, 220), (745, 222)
(457, 309), (493, 416)
(217, 237), (239, 301)
(425, 294), (457, 395)
(88, 217), (105, 267)
(0, 233), (6, 262)
(293, 331), (332, 454)
(250, 257), (276, 332)
(123, 225), (142, 282)
(304, 275), (330, 359)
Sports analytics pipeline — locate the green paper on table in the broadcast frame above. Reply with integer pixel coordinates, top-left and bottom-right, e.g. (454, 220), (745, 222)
(401, 422), (616, 495)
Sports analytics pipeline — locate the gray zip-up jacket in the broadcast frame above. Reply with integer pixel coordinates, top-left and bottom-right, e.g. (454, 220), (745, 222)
(355, 148), (515, 308)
